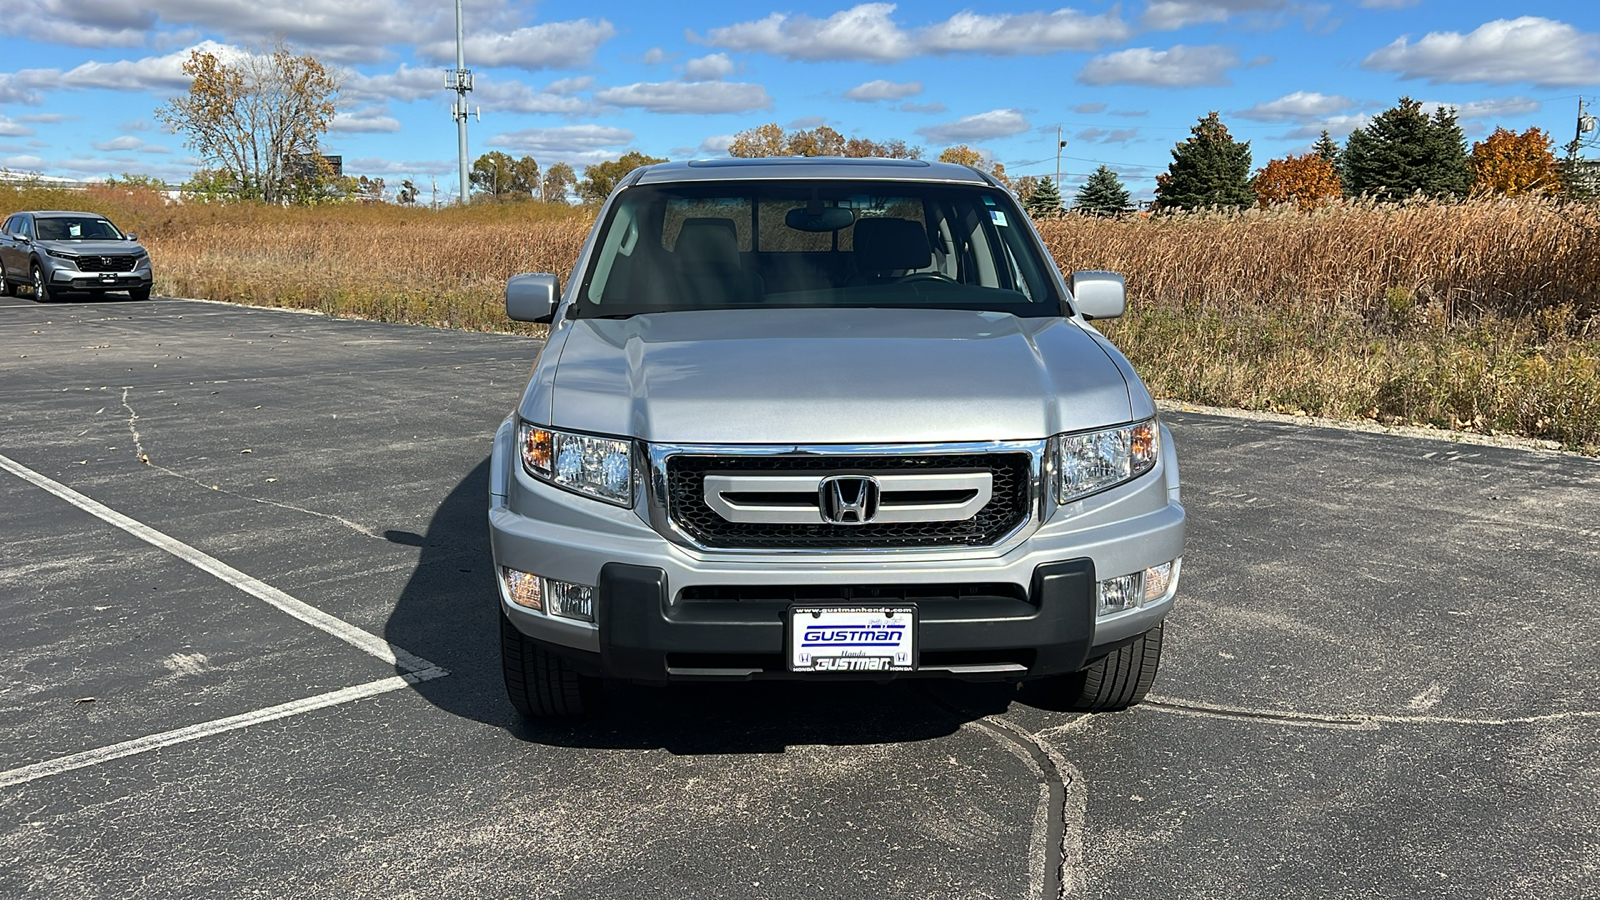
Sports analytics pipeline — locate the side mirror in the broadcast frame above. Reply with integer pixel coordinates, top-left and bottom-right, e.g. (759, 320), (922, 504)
(125, 233), (138, 241)
(1070, 270), (1126, 321)
(506, 272), (560, 323)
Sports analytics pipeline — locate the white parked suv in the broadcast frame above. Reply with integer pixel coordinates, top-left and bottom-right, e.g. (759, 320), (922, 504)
(489, 158), (1184, 718)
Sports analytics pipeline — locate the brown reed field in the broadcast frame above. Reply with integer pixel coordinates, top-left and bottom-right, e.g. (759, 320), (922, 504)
(4, 182), (1597, 452)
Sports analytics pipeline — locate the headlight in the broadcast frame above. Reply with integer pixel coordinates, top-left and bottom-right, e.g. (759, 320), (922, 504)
(1051, 418), (1159, 504)
(519, 423), (634, 506)
(45, 249), (78, 264)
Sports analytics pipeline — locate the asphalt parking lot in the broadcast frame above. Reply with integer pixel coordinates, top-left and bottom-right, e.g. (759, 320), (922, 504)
(1, 293), (1597, 899)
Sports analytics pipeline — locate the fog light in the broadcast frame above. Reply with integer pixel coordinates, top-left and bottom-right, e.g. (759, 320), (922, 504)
(1143, 559), (1180, 604)
(502, 568), (542, 610)
(1097, 559), (1180, 617)
(545, 580), (594, 622)
(1098, 574), (1141, 615)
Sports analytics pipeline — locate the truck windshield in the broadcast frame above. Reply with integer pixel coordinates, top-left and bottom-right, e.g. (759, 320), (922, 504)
(574, 180), (1062, 318)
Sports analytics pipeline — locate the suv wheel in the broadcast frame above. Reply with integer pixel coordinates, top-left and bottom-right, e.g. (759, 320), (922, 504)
(129, 286), (151, 302)
(500, 611), (602, 719)
(1053, 623), (1164, 711)
(31, 262), (53, 303)
(0, 261), (11, 297)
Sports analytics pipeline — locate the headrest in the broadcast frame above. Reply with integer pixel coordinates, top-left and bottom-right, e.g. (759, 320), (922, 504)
(675, 217), (741, 269)
(853, 217), (930, 271)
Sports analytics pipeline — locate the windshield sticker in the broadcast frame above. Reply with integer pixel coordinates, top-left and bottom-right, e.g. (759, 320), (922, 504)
(69, 224), (82, 237)
(990, 210), (1009, 227)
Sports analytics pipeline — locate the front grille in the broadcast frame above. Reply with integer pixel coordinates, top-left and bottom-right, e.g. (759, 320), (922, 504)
(76, 255), (136, 273)
(666, 453), (1032, 549)
(679, 583), (1029, 603)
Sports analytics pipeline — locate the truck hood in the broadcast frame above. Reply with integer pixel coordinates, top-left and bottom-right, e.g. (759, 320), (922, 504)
(540, 307), (1132, 444)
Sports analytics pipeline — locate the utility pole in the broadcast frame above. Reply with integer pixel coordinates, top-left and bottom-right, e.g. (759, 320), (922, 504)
(1055, 126), (1065, 191)
(448, 0), (474, 205)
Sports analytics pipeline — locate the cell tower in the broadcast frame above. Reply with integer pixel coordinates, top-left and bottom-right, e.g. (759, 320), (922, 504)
(446, 0), (475, 205)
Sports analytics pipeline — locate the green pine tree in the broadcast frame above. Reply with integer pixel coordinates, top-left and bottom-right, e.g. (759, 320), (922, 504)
(1152, 112), (1254, 211)
(1025, 176), (1062, 218)
(1312, 130), (1340, 165)
(1342, 97), (1472, 201)
(1072, 165), (1132, 216)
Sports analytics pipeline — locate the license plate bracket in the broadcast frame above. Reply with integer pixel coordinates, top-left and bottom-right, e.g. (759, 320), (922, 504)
(788, 605), (916, 673)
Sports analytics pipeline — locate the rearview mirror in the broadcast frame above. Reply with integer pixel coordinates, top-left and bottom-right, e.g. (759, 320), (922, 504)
(506, 273), (560, 323)
(1069, 271), (1126, 321)
(785, 206), (855, 232)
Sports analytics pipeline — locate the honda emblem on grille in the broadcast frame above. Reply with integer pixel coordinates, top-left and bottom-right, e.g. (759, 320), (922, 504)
(818, 475), (879, 525)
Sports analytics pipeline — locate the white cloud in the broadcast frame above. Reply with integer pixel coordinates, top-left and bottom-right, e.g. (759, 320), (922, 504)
(843, 79), (922, 102)
(1363, 17), (1600, 87)
(17, 40), (243, 93)
(489, 125), (635, 157)
(698, 134), (735, 155)
(594, 81), (772, 115)
(643, 48), (669, 65)
(420, 19), (617, 71)
(474, 79), (595, 116)
(1284, 114), (1372, 140)
(343, 64), (444, 105)
(1072, 102), (1108, 114)
(19, 113), (74, 124)
(1421, 96), (1542, 121)
(1358, 0), (1420, 8)
(916, 108), (1031, 145)
(1078, 45), (1242, 87)
(788, 115), (828, 130)
(703, 4), (912, 62)
(0, 74), (42, 105)
(0, 0), (153, 49)
(900, 101), (946, 114)
(546, 76), (595, 95)
(92, 136), (145, 151)
(1074, 127), (1140, 144)
(700, 3), (1127, 62)
(918, 8), (1131, 55)
(0, 117), (35, 137)
(1143, 0), (1287, 31)
(331, 107), (402, 133)
(684, 53), (736, 81)
(0, 154), (46, 170)
(1235, 91), (1354, 122)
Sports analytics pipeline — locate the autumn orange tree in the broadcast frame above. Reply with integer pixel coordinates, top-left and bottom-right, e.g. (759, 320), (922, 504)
(1253, 153), (1341, 210)
(727, 123), (920, 160)
(937, 144), (1009, 186)
(158, 41), (339, 205)
(1471, 127), (1561, 196)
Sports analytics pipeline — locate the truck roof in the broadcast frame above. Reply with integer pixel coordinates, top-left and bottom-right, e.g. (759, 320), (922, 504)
(631, 157), (995, 187)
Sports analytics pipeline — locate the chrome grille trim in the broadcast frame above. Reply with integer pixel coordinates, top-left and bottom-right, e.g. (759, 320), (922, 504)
(645, 440), (1046, 554)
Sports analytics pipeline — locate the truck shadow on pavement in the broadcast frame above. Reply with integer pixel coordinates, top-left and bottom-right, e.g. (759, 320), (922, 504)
(383, 459), (1025, 755)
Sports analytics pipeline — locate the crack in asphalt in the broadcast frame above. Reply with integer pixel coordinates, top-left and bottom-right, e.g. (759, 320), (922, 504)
(1144, 694), (1600, 730)
(117, 385), (382, 540)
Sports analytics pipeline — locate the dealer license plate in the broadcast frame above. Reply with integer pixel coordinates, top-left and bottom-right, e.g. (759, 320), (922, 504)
(789, 605), (916, 673)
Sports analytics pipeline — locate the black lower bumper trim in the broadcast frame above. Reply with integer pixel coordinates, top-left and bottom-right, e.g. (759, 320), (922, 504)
(590, 560), (1097, 682)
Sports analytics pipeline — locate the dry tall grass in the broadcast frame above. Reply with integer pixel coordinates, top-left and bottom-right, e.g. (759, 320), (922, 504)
(3, 183), (1596, 451)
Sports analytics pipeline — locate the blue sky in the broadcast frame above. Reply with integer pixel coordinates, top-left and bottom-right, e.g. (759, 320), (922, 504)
(0, 1), (1596, 201)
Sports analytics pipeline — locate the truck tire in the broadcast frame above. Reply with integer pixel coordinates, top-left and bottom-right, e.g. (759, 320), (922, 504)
(500, 611), (601, 719)
(1056, 623), (1164, 711)
(129, 286), (151, 301)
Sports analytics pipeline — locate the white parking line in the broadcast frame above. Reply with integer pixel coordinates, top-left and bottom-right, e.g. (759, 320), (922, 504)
(0, 667), (447, 789)
(0, 450), (449, 787)
(0, 451), (438, 673)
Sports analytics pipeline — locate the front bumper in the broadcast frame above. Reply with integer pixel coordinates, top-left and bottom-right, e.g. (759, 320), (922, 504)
(490, 418), (1185, 682)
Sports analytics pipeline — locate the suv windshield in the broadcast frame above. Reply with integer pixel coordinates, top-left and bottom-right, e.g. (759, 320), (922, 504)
(575, 180), (1062, 318)
(35, 217), (124, 241)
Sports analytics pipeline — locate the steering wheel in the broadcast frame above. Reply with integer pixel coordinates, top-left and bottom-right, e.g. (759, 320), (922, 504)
(896, 272), (957, 284)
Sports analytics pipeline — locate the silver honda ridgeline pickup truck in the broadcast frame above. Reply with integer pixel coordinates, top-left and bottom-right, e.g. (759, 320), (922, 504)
(489, 158), (1183, 718)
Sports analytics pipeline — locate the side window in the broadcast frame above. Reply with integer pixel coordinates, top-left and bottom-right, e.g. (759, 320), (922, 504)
(1, 216), (13, 235)
(17, 217), (33, 239)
